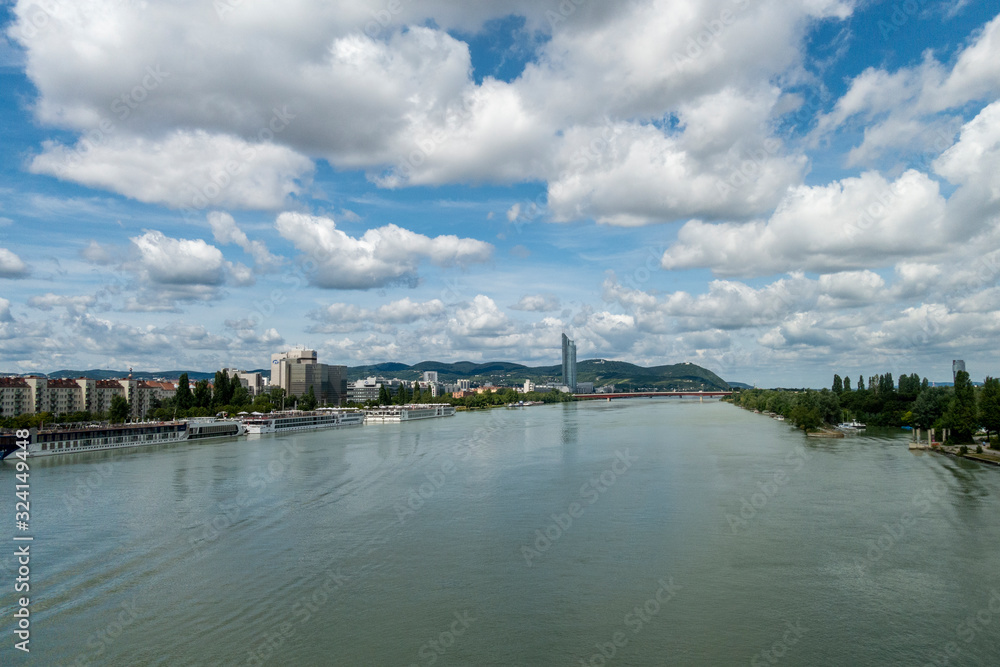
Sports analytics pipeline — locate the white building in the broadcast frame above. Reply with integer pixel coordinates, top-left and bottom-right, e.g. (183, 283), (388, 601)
(270, 347), (348, 405)
(348, 377), (383, 403)
(271, 347), (318, 390)
(14, 377), (143, 418)
(224, 368), (267, 396)
(0, 377), (31, 417)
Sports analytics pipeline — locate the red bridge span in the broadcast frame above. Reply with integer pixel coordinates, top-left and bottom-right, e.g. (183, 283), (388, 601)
(574, 391), (732, 400)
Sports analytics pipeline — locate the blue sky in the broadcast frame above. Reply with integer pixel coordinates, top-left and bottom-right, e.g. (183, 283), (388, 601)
(1, 0), (999, 388)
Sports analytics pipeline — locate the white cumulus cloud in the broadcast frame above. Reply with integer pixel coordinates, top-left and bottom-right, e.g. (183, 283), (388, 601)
(207, 211), (282, 271)
(660, 170), (949, 277)
(30, 131), (314, 211)
(0, 248), (29, 278)
(275, 212), (492, 289)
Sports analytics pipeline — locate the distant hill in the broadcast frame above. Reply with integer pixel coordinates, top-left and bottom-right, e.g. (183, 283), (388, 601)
(29, 359), (730, 392)
(350, 358), (730, 391)
(573, 359), (730, 391)
(411, 360), (529, 375)
(347, 360), (530, 380)
(727, 381), (753, 389)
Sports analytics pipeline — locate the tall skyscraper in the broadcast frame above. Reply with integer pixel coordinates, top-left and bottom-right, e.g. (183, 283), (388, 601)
(271, 347), (317, 390)
(953, 359), (966, 383)
(561, 333), (577, 392)
(271, 347), (347, 405)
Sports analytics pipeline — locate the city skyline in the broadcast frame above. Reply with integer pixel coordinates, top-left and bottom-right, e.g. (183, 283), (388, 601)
(2, 2), (1000, 388)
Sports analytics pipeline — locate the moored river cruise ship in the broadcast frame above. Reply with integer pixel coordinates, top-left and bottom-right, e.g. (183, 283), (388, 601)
(0, 418), (245, 459)
(363, 404), (456, 423)
(240, 408), (365, 435)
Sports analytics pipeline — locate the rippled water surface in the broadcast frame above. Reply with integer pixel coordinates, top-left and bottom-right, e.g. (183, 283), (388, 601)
(3, 400), (1000, 665)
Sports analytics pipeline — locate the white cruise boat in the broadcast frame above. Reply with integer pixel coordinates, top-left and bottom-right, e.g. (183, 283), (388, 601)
(185, 418), (247, 440)
(241, 408), (365, 435)
(1, 418), (244, 459)
(836, 420), (866, 431)
(363, 404), (456, 423)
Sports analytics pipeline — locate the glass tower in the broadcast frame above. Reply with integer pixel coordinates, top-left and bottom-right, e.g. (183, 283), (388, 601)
(952, 359), (966, 383)
(562, 333), (577, 391)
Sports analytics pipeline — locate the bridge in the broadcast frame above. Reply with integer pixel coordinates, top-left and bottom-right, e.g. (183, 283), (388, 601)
(574, 391), (732, 400)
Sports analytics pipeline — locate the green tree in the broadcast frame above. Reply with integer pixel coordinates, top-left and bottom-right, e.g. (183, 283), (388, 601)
(857, 375), (864, 391)
(789, 402), (822, 432)
(269, 387), (286, 409)
(978, 376), (1000, 442)
(301, 386), (318, 411)
(816, 388), (842, 425)
(231, 383), (250, 408)
(378, 384), (391, 405)
(943, 370), (976, 443)
(109, 395), (130, 423)
(146, 397), (162, 418)
(193, 379), (212, 409)
(230, 373), (243, 403)
(250, 394), (274, 413)
(213, 370), (233, 407)
(832, 374), (843, 394)
(843, 376), (851, 391)
(898, 373), (921, 398)
(911, 387), (951, 430)
(176, 373), (193, 410)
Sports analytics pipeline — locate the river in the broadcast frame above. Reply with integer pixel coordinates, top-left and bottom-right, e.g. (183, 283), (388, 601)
(2, 399), (999, 665)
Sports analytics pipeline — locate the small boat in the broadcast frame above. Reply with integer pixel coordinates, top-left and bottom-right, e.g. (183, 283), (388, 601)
(241, 408), (364, 434)
(836, 420), (866, 430)
(2, 418), (244, 459)
(363, 404), (456, 423)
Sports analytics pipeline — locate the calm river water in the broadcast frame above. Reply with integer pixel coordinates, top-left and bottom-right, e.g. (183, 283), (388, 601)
(3, 399), (1000, 665)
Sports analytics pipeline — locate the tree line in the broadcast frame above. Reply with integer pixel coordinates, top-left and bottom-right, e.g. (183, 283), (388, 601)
(732, 371), (1000, 444)
(349, 384), (573, 409)
(148, 371), (328, 420)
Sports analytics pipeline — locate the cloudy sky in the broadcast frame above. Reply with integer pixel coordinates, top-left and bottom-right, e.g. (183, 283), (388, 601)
(1, 0), (999, 387)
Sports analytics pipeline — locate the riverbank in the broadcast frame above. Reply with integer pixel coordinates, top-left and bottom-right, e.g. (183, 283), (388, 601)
(806, 428), (845, 438)
(936, 444), (1000, 466)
